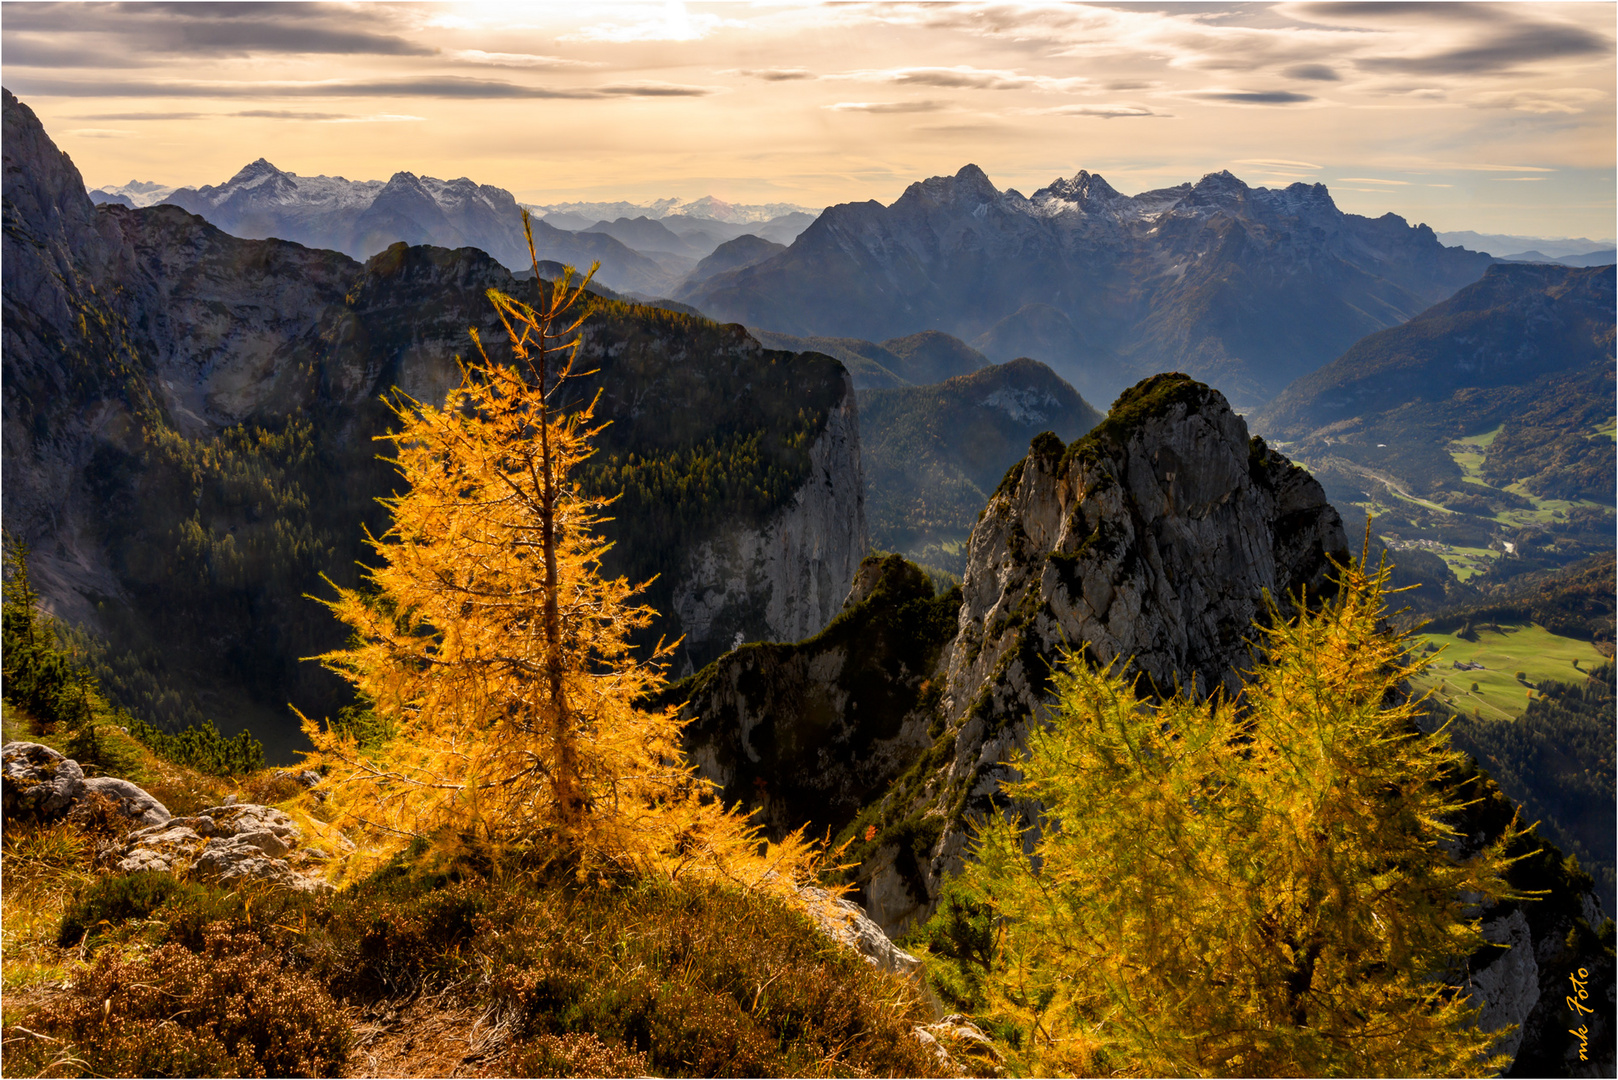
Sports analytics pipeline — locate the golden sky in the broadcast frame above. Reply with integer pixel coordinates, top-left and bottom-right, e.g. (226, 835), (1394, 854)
(5, 1), (1614, 238)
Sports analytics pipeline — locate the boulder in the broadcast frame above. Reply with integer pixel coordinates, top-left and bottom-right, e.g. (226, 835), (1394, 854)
(798, 883), (922, 978)
(82, 775), (170, 827)
(2, 741), (85, 819)
(116, 801), (324, 891)
(192, 836), (299, 888)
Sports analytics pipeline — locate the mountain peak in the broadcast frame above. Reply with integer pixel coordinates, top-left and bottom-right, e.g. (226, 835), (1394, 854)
(897, 163), (1001, 208)
(1034, 169), (1123, 205)
(1193, 169), (1247, 190)
(228, 158), (283, 185)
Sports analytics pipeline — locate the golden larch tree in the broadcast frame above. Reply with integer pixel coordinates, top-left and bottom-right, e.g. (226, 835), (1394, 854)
(941, 554), (1527, 1077)
(301, 216), (818, 893)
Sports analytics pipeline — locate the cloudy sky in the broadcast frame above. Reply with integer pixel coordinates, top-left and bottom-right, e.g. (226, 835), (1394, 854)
(4, 1), (1613, 238)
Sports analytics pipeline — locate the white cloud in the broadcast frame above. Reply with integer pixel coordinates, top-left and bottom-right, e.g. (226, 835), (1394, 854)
(1468, 87), (1608, 115)
(1025, 103), (1170, 119)
(825, 100), (949, 114)
(563, 2), (739, 43)
(1236, 158), (1322, 170)
(450, 50), (599, 69)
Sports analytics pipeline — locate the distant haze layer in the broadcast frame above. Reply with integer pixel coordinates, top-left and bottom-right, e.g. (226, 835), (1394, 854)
(3, 1), (1611, 239)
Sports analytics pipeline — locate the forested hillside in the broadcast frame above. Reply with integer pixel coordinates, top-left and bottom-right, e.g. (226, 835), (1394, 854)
(860, 358), (1102, 572)
(1258, 263), (1615, 591)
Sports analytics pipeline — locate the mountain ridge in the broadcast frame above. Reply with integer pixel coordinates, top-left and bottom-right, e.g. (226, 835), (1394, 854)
(681, 163), (1495, 409)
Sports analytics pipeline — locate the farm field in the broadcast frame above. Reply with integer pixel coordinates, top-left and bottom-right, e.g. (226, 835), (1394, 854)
(1412, 622), (1609, 722)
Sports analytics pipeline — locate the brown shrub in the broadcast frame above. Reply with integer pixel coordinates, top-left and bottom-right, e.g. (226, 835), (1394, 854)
(501, 1031), (649, 1078)
(4, 923), (349, 1078)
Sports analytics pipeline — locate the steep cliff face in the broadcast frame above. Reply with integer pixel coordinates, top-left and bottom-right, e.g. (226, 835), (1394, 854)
(843, 375), (1349, 933)
(672, 383), (868, 668)
(669, 555), (959, 839)
(1, 89), (865, 752)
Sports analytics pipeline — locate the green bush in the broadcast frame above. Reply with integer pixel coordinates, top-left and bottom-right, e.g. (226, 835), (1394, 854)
(6, 924), (349, 1078)
(124, 715), (264, 776)
(3, 539), (263, 776)
(59, 871), (195, 947)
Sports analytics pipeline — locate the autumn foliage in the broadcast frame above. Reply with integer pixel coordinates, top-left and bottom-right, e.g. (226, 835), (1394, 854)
(302, 217), (819, 894)
(934, 555), (1527, 1077)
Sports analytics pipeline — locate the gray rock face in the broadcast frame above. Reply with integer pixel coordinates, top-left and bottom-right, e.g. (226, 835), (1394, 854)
(2, 742), (86, 819)
(798, 883), (921, 978)
(2, 742), (171, 826)
(119, 802), (324, 890)
(671, 381), (868, 667)
(1470, 908), (1541, 1062)
(82, 776), (171, 827)
(851, 375), (1349, 934)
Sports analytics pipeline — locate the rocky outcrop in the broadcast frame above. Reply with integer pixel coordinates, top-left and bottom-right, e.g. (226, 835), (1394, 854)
(670, 555), (958, 840)
(3, 742), (89, 820)
(81, 776), (171, 828)
(118, 800), (329, 891)
(842, 375), (1349, 934)
(797, 882), (922, 979)
(1446, 767), (1616, 1078)
(671, 380), (868, 669)
(1471, 908), (1541, 1062)
(2, 741), (172, 826)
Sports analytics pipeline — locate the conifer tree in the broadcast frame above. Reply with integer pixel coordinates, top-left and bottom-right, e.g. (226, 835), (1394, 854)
(303, 216), (819, 892)
(940, 555), (1525, 1077)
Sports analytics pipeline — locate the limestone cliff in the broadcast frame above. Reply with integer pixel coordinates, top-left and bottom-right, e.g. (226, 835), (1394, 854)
(671, 384), (868, 671)
(846, 374), (1349, 933)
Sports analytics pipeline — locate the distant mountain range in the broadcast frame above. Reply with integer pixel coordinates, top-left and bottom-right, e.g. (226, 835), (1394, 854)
(679, 165), (1496, 410)
(88, 168), (816, 297)
(1434, 230), (1616, 261)
(1496, 248), (1617, 269)
(530, 195), (817, 226)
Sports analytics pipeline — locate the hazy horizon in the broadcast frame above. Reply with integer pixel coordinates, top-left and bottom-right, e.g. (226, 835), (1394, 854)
(4, 1), (1614, 239)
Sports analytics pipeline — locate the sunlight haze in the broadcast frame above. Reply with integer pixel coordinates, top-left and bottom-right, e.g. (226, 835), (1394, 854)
(4, 0), (1614, 238)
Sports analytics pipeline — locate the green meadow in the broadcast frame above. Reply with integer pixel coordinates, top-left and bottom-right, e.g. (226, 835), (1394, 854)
(1412, 622), (1609, 722)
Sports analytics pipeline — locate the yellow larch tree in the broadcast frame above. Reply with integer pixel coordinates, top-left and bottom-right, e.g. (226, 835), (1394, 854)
(300, 216), (819, 895)
(942, 554), (1528, 1078)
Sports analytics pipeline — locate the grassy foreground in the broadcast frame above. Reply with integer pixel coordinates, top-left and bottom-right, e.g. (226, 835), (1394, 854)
(0, 718), (946, 1079)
